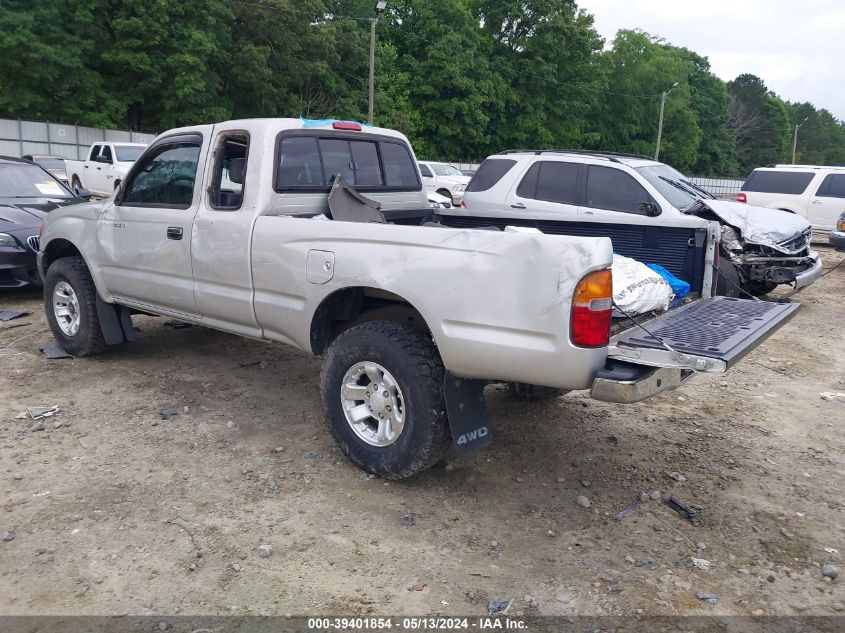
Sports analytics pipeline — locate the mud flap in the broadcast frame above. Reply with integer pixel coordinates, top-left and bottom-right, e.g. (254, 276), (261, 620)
(443, 371), (492, 456)
(96, 294), (136, 345)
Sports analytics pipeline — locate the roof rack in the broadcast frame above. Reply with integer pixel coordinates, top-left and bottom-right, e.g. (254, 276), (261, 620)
(767, 164), (845, 170)
(495, 148), (656, 163)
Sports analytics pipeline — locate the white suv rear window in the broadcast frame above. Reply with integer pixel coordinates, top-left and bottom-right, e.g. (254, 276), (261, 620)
(742, 170), (815, 194)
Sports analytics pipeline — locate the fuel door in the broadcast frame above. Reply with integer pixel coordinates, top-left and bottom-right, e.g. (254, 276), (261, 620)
(307, 250), (335, 284)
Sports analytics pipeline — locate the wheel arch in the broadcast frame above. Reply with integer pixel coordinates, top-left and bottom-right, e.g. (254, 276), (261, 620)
(309, 286), (433, 355)
(42, 238), (83, 272)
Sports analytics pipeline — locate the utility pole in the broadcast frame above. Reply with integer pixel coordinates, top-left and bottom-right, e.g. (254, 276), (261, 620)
(368, 2), (387, 126)
(791, 117), (808, 164)
(654, 81), (678, 161)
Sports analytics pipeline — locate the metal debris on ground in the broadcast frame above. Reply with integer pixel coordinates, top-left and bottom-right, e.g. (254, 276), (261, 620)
(0, 310), (29, 321)
(488, 598), (513, 615)
(159, 409), (179, 420)
(28, 405), (60, 420)
(665, 497), (705, 526)
(163, 320), (192, 329)
(400, 513), (415, 527)
(615, 498), (641, 520)
(40, 345), (71, 359)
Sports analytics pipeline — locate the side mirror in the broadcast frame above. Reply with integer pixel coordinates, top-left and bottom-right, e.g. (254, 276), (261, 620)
(639, 201), (661, 217)
(96, 155), (113, 164)
(74, 186), (92, 198)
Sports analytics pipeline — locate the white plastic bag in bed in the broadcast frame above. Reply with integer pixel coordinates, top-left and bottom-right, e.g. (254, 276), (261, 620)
(611, 254), (673, 316)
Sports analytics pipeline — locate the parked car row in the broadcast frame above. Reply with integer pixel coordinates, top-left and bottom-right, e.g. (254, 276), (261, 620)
(33, 117), (808, 479)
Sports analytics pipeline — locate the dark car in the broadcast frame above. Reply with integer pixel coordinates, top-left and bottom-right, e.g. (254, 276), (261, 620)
(22, 154), (69, 185)
(0, 156), (88, 288)
(830, 212), (845, 252)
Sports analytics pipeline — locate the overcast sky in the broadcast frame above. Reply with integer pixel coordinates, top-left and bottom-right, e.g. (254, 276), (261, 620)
(577, 0), (845, 120)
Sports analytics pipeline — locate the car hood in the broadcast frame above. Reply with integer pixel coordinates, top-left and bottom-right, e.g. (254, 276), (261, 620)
(0, 198), (81, 231)
(438, 175), (471, 185)
(687, 199), (811, 253)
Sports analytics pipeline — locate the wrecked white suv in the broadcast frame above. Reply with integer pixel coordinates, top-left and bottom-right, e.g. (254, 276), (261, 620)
(454, 151), (822, 297)
(37, 119), (800, 478)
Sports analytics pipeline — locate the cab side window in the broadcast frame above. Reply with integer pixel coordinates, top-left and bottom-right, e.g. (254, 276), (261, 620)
(419, 164), (433, 177)
(121, 138), (201, 209)
(585, 165), (652, 214)
(101, 145), (113, 163)
(210, 133), (249, 210)
(816, 174), (845, 199)
(89, 145), (101, 161)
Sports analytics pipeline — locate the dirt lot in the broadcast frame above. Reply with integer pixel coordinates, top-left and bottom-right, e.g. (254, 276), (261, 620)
(1, 247), (843, 618)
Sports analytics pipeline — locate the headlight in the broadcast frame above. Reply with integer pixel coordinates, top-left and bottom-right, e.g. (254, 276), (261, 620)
(839, 218), (845, 232)
(0, 233), (20, 248)
(451, 183), (465, 192)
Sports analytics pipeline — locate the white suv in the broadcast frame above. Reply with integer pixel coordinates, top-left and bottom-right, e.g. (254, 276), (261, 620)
(417, 161), (470, 204)
(738, 165), (845, 232)
(448, 150), (822, 296)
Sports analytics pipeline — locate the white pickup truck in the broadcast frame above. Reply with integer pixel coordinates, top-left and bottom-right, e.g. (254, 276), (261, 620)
(37, 118), (799, 478)
(65, 142), (147, 197)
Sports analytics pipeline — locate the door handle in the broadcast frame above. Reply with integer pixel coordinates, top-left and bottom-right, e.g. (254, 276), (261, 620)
(96, 167), (101, 170)
(811, 200), (822, 204)
(84, 165), (89, 169)
(510, 203), (526, 209)
(167, 227), (184, 240)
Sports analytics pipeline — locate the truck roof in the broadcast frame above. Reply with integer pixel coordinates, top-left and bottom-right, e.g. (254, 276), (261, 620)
(161, 118), (410, 142)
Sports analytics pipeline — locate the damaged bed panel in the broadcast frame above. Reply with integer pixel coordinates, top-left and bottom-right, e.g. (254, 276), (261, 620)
(251, 217), (613, 390)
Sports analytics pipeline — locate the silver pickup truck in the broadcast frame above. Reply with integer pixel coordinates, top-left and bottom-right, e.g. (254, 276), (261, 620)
(37, 118), (799, 478)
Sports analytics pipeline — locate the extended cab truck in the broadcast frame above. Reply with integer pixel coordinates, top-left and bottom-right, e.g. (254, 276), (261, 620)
(65, 142), (147, 197)
(38, 119), (799, 479)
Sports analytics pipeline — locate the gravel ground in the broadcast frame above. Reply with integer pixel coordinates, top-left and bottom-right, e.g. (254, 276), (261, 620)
(0, 246), (843, 617)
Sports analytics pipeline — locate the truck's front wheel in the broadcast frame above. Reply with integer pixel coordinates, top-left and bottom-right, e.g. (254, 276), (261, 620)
(320, 321), (450, 479)
(43, 257), (106, 356)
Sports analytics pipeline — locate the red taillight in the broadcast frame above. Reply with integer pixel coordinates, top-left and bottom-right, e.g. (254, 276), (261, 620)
(736, 193), (747, 203)
(571, 269), (613, 348)
(332, 121), (362, 131)
(460, 199), (467, 209)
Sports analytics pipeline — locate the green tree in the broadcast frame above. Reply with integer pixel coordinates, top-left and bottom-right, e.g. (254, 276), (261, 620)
(727, 73), (790, 172)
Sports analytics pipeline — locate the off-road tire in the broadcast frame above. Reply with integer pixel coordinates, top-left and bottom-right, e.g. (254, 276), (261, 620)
(43, 256), (106, 356)
(507, 382), (567, 401)
(320, 320), (450, 479)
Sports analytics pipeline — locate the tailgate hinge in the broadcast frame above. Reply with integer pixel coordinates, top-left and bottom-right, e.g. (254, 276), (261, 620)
(608, 344), (727, 373)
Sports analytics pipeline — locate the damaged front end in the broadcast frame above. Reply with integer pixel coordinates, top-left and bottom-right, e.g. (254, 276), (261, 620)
(720, 225), (821, 294)
(686, 200), (823, 295)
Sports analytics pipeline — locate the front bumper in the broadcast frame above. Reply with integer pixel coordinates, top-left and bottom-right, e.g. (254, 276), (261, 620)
(744, 250), (822, 290)
(590, 361), (694, 403)
(830, 231), (845, 252)
(0, 247), (41, 288)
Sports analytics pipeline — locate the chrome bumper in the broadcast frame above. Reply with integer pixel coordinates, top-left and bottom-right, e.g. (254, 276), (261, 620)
(794, 251), (823, 290)
(591, 366), (693, 404)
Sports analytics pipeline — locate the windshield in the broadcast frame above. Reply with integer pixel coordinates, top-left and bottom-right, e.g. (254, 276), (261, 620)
(636, 164), (713, 209)
(0, 163), (72, 199)
(431, 164), (462, 177)
(114, 146), (146, 162)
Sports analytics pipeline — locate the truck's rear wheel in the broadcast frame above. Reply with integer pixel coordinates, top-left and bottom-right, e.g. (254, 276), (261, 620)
(43, 256), (106, 356)
(71, 176), (81, 191)
(320, 320), (450, 479)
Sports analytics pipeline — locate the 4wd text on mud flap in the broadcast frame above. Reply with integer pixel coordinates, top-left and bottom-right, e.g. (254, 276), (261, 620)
(456, 426), (489, 445)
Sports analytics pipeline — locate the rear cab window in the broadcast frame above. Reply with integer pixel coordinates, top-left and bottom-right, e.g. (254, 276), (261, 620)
(465, 159), (517, 192)
(275, 132), (420, 192)
(742, 170), (815, 195)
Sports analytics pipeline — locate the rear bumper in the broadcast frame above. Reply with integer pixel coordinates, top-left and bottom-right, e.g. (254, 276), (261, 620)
(591, 361), (694, 403)
(830, 231), (845, 252)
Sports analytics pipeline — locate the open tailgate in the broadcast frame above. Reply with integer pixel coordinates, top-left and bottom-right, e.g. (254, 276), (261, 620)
(592, 297), (799, 403)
